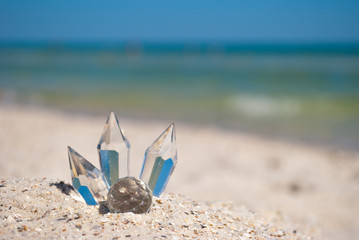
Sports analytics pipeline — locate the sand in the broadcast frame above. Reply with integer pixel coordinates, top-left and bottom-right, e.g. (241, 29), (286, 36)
(0, 178), (310, 239)
(1, 104), (359, 239)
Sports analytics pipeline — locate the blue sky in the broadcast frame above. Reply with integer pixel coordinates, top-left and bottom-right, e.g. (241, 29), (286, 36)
(0, 0), (358, 42)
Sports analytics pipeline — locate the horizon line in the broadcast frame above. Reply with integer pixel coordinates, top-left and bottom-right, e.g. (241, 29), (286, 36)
(1, 41), (359, 54)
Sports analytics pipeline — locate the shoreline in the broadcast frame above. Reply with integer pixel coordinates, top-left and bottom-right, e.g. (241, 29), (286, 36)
(1, 101), (357, 153)
(1, 103), (359, 239)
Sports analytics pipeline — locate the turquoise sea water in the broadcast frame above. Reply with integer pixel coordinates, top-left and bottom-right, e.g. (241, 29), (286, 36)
(1, 43), (359, 149)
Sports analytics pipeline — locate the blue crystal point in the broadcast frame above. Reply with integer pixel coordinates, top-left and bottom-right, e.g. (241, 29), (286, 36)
(67, 146), (108, 205)
(140, 123), (177, 196)
(97, 112), (130, 186)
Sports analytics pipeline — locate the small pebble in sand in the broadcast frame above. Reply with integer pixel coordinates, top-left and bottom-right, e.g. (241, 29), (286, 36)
(107, 177), (152, 214)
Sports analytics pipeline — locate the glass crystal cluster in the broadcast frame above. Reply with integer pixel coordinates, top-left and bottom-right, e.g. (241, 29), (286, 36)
(67, 112), (178, 209)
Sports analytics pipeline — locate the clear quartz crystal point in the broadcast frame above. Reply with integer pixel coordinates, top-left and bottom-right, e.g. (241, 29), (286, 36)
(67, 146), (108, 205)
(97, 112), (130, 187)
(140, 123), (177, 197)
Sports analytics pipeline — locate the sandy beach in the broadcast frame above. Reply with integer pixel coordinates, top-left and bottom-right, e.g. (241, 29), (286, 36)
(1, 104), (359, 239)
(0, 178), (311, 239)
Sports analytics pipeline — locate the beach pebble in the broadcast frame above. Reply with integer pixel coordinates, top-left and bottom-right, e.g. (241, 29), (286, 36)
(6, 215), (16, 223)
(107, 177), (152, 214)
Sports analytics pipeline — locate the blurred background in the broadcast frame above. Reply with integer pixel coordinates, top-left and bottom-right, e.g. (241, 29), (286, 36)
(1, 1), (359, 150)
(1, 2), (359, 239)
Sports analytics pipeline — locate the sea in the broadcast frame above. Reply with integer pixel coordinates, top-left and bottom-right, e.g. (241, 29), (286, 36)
(1, 42), (359, 150)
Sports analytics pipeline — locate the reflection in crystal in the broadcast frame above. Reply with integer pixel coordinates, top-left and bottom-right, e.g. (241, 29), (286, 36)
(68, 146), (108, 205)
(97, 112), (130, 186)
(140, 123), (177, 196)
